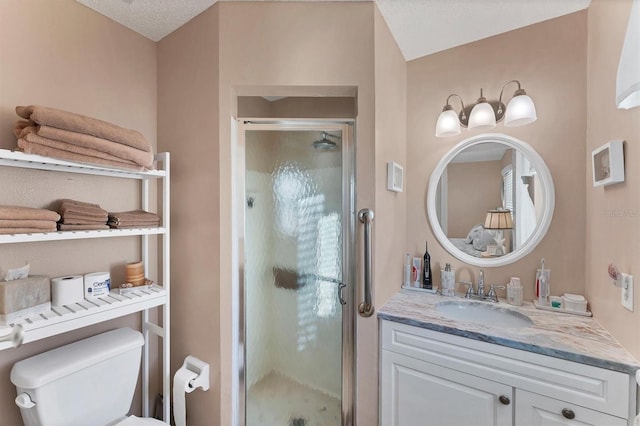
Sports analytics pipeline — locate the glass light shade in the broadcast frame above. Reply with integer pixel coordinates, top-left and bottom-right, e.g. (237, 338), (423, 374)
(504, 94), (537, 127)
(468, 102), (496, 130)
(435, 109), (461, 137)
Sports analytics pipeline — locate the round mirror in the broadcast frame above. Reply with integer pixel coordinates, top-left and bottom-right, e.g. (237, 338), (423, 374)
(427, 133), (555, 267)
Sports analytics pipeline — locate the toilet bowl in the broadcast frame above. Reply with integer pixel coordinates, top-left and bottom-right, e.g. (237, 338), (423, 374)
(11, 328), (165, 426)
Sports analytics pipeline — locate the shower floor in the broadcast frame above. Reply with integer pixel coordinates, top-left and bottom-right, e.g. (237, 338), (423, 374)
(247, 371), (341, 426)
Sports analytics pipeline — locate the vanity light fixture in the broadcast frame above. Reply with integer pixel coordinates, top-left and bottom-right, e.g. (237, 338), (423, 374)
(435, 80), (537, 137)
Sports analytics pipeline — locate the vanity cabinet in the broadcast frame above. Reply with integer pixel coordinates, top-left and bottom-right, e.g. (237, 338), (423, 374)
(382, 350), (513, 425)
(380, 320), (637, 426)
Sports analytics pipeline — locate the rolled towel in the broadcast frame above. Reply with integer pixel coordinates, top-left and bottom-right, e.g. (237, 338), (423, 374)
(59, 199), (103, 209)
(108, 210), (160, 224)
(16, 124), (154, 169)
(108, 224), (158, 229)
(18, 138), (144, 171)
(0, 206), (60, 222)
(0, 225), (57, 234)
(0, 219), (62, 230)
(59, 198), (107, 215)
(59, 199), (108, 223)
(16, 105), (152, 153)
(57, 223), (110, 231)
(13, 120), (31, 137)
(59, 216), (109, 225)
(19, 130), (142, 167)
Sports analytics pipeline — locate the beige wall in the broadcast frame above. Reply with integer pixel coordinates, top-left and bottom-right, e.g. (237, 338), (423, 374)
(217, 3), (376, 424)
(407, 12), (587, 296)
(370, 6), (408, 425)
(157, 5), (221, 425)
(447, 161), (504, 238)
(157, 2), (382, 424)
(9, 2), (636, 426)
(0, 1), (158, 425)
(586, 0), (640, 358)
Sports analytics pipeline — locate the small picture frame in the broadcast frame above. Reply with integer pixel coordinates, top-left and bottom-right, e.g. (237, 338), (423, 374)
(592, 140), (624, 187)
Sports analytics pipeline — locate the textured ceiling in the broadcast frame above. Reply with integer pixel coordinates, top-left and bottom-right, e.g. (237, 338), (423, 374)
(75, 0), (591, 61)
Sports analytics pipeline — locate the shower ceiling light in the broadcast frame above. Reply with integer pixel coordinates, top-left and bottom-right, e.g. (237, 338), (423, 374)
(435, 80), (537, 137)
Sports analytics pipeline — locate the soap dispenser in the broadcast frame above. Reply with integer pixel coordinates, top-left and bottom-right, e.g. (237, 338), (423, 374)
(441, 263), (455, 297)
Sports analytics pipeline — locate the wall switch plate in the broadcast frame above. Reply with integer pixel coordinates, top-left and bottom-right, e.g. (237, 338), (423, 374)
(387, 162), (403, 193)
(621, 273), (633, 312)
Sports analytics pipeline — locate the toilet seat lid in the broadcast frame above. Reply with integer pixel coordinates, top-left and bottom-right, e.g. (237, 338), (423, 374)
(114, 416), (166, 425)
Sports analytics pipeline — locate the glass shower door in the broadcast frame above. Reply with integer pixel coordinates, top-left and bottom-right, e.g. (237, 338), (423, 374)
(243, 125), (349, 426)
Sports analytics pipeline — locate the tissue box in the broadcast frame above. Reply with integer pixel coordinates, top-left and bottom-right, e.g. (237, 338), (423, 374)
(0, 275), (51, 324)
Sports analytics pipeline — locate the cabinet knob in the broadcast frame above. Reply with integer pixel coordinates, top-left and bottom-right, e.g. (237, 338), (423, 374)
(498, 395), (510, 405)
(561, 408), (576, 419)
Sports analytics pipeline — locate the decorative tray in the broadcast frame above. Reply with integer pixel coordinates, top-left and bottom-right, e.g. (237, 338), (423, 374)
(401, 284), (439, 294)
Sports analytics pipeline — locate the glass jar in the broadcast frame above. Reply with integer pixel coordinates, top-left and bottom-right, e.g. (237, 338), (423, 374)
(507, 277), (523, 306)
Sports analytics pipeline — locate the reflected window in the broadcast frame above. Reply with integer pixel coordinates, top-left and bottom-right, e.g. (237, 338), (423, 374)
(273, 162), (313, 237)
(315, 213), (341, 318)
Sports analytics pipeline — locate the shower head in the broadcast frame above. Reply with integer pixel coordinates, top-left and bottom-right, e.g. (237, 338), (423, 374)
(312, 132), (340, 151)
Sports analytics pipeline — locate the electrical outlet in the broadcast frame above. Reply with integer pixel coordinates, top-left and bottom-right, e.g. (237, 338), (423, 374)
(621, 273), (633, 312)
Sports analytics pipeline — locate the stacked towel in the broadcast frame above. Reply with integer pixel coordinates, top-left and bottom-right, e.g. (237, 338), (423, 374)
(0, 206), (59, 234)
(58, 199), (109, 231)
(108, 210), (160, 229)
(14, 105), (154, 171)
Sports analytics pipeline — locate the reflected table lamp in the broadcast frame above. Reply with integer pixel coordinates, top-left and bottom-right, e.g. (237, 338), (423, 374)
(484, 209), (513, 255)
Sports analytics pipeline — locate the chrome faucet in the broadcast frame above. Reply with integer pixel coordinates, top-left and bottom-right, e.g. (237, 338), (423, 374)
(460, 270), (505, 302)
(477, 270), (485, 298)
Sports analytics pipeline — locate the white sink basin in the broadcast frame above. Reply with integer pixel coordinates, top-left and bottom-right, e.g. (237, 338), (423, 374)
(435, 300), (533, 328)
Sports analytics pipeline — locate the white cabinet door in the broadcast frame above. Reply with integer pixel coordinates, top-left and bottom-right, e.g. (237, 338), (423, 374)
(515, 390), (627, 426)
(381, 350), (513, 426)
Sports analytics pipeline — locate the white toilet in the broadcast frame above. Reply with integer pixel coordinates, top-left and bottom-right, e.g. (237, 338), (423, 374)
(10, 327), (166, 426)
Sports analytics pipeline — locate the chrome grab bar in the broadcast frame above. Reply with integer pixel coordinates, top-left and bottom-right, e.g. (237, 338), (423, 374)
(358, 208), (375, 317)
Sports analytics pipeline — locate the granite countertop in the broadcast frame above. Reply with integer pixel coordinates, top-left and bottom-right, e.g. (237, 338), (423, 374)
(378, 288), (640, 374)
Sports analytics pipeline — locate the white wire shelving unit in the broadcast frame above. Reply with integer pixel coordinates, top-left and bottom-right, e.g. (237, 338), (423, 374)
(0, 149), (171, 422)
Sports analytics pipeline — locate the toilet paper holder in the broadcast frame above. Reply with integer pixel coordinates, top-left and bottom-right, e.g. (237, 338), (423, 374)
(181, 355), (210, 391)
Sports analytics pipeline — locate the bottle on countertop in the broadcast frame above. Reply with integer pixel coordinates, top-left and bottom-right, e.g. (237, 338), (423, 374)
(422, 241), (432, 290)
(403, 254), (411, 287)
(441, 263), (455, 296)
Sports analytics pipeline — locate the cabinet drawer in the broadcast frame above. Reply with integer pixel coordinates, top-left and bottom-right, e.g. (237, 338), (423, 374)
(381, 320), (631, 418)
(515, 389), (627, 425)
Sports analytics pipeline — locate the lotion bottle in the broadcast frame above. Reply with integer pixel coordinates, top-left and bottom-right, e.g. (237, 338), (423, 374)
(403, 254), (411, 287)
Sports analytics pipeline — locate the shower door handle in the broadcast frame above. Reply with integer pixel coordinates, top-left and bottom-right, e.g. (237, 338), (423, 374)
(338, 283), (347, 305)
(358, 208), (375, 317)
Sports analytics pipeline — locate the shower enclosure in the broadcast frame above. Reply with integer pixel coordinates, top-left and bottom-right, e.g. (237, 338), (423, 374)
(237, 121), (354, 426)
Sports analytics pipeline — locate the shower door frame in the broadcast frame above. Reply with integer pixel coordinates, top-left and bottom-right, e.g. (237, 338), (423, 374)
(236, 119), (356, 426)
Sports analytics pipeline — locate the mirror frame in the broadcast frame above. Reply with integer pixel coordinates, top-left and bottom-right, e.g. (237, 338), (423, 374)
(427, 133), (555, 267)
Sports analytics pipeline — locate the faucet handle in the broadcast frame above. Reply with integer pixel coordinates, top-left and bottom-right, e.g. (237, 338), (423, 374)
(458, 281), (474, 298)
(487, 284), (506, 301)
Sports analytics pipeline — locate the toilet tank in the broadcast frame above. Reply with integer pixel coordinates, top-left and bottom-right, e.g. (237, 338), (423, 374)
(10, 327), (144, 426)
